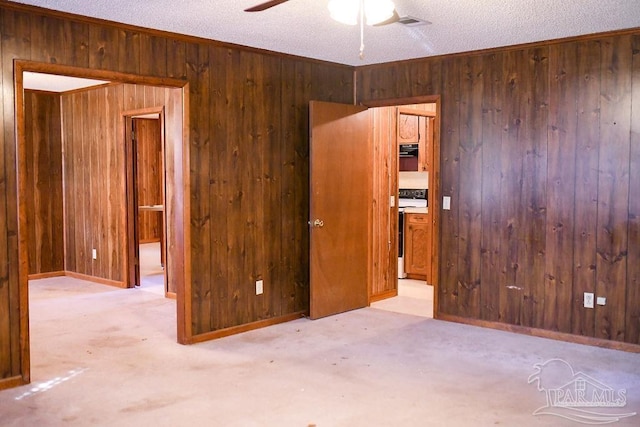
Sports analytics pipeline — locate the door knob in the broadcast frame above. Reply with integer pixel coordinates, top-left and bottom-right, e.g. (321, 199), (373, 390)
(310, 219), (324, 228)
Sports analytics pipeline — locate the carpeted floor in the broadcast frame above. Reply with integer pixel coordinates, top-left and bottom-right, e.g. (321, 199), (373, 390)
(1, 270), (638, 426)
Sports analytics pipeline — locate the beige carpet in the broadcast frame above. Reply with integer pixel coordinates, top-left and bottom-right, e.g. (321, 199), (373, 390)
(1, 273), (639, 426)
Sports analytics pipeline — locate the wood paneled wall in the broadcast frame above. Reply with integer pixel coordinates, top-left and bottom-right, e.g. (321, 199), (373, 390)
(24, 90), (64, 275)
(358, 32), (640, 345)
(135, 118), (162, 243)
(61, 85), (124, 284)
(60, 83), (181, 285)
(370, 107), (397, 299)
(0, 3), (352, 386)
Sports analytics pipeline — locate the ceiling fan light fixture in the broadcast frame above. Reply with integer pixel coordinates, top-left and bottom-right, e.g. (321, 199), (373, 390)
(328, 0), (395, 26)
(363, 0), (395, 25)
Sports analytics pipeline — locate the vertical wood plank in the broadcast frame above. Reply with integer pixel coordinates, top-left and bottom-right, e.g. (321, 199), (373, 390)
(209, 45), (229, 329)
(63, 20), (90, 68)
(518, 47), (548, 329)
(595, 36), (632, 341)
(571, 40), (601, 337)
(106, 84), (124, 281)
(457, 54), (483, 318)
(480, 52), (504, 321)
(186, 42), (211, 334)
(167, 39), (187, 80)
(545, 43), (578, 332)
(89, 25), (119, 70)
(0, 8), (9, 378)
(439, 57), (461, 315)
(118, 30), (140, 74)
(1, 8), (32, 377)
(282, 59), (312, 314)
(260, 55), (283, 320)
(61, 94), (76, 272)
(370, 106), (396, 297)
(140, 34), (167, 76)
(626, 34), (640, 344)
(499, 49), (524, 325)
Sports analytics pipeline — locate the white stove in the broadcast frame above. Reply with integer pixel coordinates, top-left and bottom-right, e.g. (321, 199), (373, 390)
(398, 188), (427, 209)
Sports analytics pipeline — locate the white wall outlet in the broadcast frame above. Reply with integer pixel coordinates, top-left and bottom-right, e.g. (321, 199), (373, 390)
(443, 196), (451, 210)
(597, 296), (606, 306)
(256, 280), (263, 295)
(584, 292), (594, 309)
(92, 249), (97, 260)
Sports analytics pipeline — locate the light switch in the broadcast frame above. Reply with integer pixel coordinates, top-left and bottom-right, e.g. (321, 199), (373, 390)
(597, 296), (606, 306)
(443, 196), (451, 210)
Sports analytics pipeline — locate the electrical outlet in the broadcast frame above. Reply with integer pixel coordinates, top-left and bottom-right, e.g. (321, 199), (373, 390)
(256, 280), (263, 295)
(597, 296), (606, 306)
(584, 292), (594, 309)
(92, 249), (97, 260)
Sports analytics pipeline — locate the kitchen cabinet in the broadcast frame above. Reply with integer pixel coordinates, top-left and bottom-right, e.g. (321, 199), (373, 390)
(398, 112), (433, 172)
(397, 113), (419, 143)
(404, 213), (431, 281)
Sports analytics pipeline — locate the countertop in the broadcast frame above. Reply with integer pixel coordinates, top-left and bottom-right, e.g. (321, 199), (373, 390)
(400, 207), (428, 214)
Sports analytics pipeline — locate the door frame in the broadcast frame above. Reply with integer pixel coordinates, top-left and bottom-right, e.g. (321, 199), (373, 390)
(363, 95), (441, 317)
(14, 60), (191, 385)
(123, 110), (169, 296)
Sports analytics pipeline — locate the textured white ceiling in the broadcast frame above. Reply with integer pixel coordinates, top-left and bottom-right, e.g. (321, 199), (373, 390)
(9, 0), (640, 66)
(23, 72), (108, 92)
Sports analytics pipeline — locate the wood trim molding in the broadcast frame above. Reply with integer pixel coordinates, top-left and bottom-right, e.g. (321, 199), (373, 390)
(186, 312), (307, 344)
(369, 289), (398, 303)
(139, 238), (161, 244)
(0, 376), (28, 391)
(396, 107), (436, 117)
(14, 65), (31, 386)
(437, 314), (640, 354)
(64, 271), (126, 288)
(16, 60), (187, 89)
(177, 85), (192, 344)
(27, 271), (66, 280)
(361, 95), (440, 109)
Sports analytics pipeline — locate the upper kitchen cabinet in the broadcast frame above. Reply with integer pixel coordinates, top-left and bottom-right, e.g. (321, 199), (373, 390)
(398, 110), (434, 172)
(397, 113), (419, 143)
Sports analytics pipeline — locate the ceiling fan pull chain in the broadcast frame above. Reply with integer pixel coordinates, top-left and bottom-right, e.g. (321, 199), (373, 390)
(359, 0), (365, 59)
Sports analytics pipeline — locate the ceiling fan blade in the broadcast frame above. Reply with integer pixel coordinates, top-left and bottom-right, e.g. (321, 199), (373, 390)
(373, 9), (400, 26)
(244, 0), (290, 12)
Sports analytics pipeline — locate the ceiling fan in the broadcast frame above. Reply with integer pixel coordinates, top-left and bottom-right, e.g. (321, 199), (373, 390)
(244, 0), (401, 26)
(245, 1), (415, 59)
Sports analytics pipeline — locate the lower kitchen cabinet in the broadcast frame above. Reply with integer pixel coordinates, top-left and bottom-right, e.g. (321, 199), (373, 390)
(404, 213), (431, 281)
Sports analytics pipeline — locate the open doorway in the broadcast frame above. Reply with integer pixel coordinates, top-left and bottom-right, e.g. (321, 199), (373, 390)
(15, 61), (190, 384)
(124, 112), (170, 298)
(308, 97), (440, 320)
(370, 102), (439, 319)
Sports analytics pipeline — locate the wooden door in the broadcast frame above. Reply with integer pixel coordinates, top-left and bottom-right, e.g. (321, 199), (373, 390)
(309, 101), (371, 319)
(125, 117), (141, 287)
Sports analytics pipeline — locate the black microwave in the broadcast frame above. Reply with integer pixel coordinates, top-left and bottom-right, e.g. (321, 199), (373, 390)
(399, 143), (419, 157)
